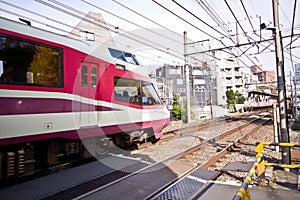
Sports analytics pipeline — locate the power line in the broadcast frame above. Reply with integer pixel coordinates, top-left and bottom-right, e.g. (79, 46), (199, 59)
(289, 0), (298, 74)
(0, 0), (84, 34)
(111, 0), (213, 61)
(82, 0), (212, 64)
(185, 32), (300, 56)
(194, 0), (233, 39)
(35, 0), (184, 60)
(47, 0), (187, 60)
(239, 1), (300, 69)
(191, 0), (259, 67)
(151, 0), (250, 65)
(222, 0), (273, 66)
(171, 0), (232, 40)
(111, 0), (182, 38)
(80, 0), (182, 45)
(0, 5), (180, 67)
(0, 8), (84, 39)
(152, 0), (222, 42)
(224, 0), (251, 42)
(12, 5), (183, 65)
(239, 0), (255, 32)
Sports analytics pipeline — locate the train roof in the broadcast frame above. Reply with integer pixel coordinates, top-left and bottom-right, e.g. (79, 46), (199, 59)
(0, 17), (147, 77)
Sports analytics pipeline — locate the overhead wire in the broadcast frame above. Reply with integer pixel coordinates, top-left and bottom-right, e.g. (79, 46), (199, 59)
(0, 2), (183, 66)
(152, 0), (222, 42)
(0, 8), (81, 37)
(192, 0), (258, 67)
(9, 6), (189, 66)
(79, 0), (182, 45)
(0, 1), (96, 36)
(2, 0), (297, 70)
(194, 0), (233, 39)
(279, 3), (292, 27)
(35, 0), (184, 60)
(223, 0), (252, 43)
(150, 0), (229, 64)
(237, 0), (274, 62)
(184, 0), (257, 66)
(111, 0), (182, 38)
(152, 0), (244, 63)
(193, 0), (255, 67)
(242, 0), (300, 66)
(53, 0), (214, 65)
(224, 0), (299, 67)
(223, 0), (272, 64)
(170, 0), (243, 63)
(32, 0), (209, 65)
(239, 0), (255, 33)
(111, 0), (215, 64)
(81, 0), (211, 64)
(289, 0), (298, 74)
(171, 0), (233, 41)
(0, 0), (227, 66)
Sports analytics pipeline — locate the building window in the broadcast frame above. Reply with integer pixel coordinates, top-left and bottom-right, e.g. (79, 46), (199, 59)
(177, 79), (183, 85)
(169, 68), (181, 75)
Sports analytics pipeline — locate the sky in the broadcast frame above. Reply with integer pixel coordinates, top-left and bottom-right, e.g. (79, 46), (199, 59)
(0, 0), (299, 77)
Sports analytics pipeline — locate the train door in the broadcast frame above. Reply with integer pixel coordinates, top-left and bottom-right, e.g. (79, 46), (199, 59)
(80, 62), (98, 127)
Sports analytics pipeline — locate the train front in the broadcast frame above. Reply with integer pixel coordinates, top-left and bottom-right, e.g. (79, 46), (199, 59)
(102, 48), (171, 146)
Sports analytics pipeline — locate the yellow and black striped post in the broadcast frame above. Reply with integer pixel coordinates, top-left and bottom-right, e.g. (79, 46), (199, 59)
(233, 142), (300, 199)
(232, 151), (264, 200)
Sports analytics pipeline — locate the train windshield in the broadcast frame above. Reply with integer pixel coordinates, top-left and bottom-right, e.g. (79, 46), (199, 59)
(109, 48), (139, 65)
(0, 34), (63, 87)
(114, 77), (162, 105)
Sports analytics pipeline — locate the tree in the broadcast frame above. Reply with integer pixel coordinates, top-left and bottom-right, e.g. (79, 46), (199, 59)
(226, 89), (245, 112)
(171, 93), (187, 122)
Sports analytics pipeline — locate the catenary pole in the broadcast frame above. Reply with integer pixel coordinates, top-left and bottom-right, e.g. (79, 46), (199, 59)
(272, 0), (290, 164)
(184, 31), (191, 123)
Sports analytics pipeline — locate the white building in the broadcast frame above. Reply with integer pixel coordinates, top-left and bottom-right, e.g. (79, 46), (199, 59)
(215, 53), (259, 112)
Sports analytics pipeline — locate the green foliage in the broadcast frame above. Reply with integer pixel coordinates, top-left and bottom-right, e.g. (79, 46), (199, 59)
(226, 89), (245, 112)
(172, 104), (182, 116)
(171, 104), (187, 122)
(171, 93), (187, 122)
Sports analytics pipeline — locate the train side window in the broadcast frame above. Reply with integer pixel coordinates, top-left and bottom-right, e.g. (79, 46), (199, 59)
(113, 77), (162, 106)
(114, 77), (141, 104)
(91, 67), (97, 88)
(81, 65), (88, 88)
(0, 34), (63, 87)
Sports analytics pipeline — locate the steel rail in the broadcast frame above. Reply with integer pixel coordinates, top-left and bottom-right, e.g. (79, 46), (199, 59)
(199, 118), (271, 169)
(75, 114), (268, 199)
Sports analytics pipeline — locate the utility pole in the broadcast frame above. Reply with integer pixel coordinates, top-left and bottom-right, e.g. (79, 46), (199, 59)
(290, 71), (294, 118)
(295, 64), (299, 120)
(272, 0), (290, 164)
(184, 31), (191, 123)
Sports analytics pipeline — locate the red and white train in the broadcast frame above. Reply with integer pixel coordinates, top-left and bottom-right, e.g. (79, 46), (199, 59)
(0, 17), (170, 180)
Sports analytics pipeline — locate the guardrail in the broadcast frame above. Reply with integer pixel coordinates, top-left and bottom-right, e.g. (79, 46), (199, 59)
(232, 142), (300, 200)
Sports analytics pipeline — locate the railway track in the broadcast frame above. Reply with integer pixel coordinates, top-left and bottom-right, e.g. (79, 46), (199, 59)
(137, 111), (261, 149)
(150, 114), (272, 199)
(0, 112), (260, 189)
(28, 112), (271, 200)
